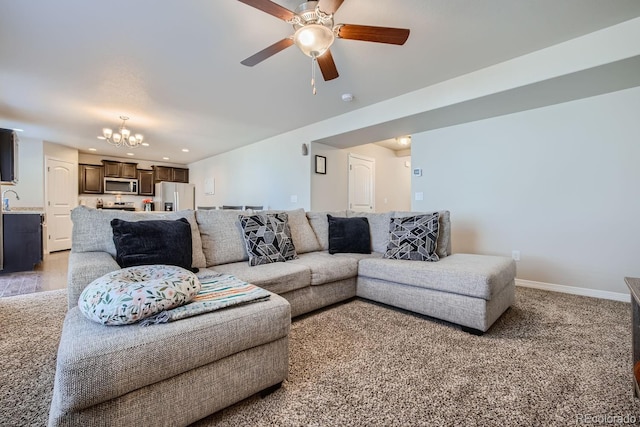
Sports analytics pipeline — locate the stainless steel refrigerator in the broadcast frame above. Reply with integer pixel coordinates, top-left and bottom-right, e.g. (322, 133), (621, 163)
(154, 182), (195, 211)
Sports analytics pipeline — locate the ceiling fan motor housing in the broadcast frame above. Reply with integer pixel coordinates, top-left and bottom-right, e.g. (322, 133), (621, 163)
(292, 1), (333, 29)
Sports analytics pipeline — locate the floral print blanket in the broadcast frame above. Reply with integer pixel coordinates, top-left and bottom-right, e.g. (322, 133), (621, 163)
(140, 271), (270, 326)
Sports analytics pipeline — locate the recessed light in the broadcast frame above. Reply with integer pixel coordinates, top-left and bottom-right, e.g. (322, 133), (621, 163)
(141, 142), (149, 147)
(88, 148), (97, 152)
(162, 157), (170, 160)
(396, 136), (411, 146)
(126, 152), (134, 156)
(97, 136), (106, 140)
(341, 93), (354, 102)
(181, 148), (189, 152)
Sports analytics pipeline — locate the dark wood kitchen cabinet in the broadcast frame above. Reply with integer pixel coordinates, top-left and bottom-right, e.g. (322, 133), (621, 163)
(2, 213), (43, 273)
(153, 165), (172, 182)
(152, 166), (189, 183)
(138, 169), (155, 196)
(103, 160), (138, 178)
(79, 164), (103, 194)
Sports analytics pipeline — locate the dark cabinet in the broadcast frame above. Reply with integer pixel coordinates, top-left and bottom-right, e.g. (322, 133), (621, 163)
(79, 164), (104, 194)
(121, 163), (137, 178)
(0, 128), (18, 184)
(102, 160), (138, 178)
(152, 166), (189, 183)
(172, 168), (189, 183)
(103, 161), (120, 178)
(2, 213), (43, 273)
(153, 166), (172, 182)
(138, 170), (155, 196)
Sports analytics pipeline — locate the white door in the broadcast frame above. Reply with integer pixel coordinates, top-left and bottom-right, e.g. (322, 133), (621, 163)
(348, 154), (375, 212)
(46, 158), (76, 252)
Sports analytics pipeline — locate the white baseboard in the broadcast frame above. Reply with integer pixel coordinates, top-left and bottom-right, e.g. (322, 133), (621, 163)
(515, 279), (630, 302)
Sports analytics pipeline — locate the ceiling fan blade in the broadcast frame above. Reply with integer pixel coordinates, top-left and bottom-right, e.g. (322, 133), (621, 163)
(317, 0), (344, 14)
(316, 49), (339, 81)
(237, 0), (296, 21)
(337, 24), (410, 45)
(241, 38), (294, 66)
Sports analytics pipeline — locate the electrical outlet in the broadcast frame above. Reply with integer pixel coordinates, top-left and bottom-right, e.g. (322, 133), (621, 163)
(511, 250), (520, 261)
(415, 192), (424, 201)
(290, 195), (297, 203)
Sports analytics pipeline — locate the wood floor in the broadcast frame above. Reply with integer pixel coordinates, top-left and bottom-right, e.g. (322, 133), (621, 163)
(35, 250), (69, 292)
(0, 250), (69, 297)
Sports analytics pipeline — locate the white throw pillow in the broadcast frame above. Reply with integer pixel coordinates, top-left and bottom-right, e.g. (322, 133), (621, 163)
(78, 265), (201, 325)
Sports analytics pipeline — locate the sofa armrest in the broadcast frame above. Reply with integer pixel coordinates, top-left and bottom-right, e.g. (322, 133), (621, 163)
(67, 251), (120, 309)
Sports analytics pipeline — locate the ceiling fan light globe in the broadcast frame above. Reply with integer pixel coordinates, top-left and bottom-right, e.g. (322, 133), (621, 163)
(294, 24), (334, 58)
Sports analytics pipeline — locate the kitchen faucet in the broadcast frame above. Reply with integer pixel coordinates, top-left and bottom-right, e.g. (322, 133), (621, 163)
(2, 189), (20, 211)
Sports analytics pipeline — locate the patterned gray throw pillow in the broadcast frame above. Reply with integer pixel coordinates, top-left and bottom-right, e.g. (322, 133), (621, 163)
(384, 213), (440, 261)
(239, 213), (298, 266)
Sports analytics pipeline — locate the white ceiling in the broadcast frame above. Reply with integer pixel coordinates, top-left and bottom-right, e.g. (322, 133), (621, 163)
(1, 0), (640, 164)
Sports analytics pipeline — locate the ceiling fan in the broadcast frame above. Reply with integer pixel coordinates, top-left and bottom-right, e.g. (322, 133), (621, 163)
(238, 0), (410, 91)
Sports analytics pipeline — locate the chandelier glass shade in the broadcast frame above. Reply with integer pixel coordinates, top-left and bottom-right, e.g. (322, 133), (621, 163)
(101, 116), (144, 148)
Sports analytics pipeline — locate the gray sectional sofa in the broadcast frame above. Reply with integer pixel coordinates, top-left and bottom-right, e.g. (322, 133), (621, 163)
(49, 206), (516, 426)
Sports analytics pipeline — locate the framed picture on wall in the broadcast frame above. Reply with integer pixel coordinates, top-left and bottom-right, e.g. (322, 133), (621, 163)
(315, 155), (326, 174)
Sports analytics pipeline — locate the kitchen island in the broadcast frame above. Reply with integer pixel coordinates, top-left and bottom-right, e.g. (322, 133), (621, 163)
(2, 211), (44, 273)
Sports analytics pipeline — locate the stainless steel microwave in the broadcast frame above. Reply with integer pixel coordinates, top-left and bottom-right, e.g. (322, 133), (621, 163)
(104, 177), (138, 194)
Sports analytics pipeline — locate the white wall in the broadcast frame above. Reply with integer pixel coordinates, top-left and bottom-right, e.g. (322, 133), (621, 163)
(311, 142), (411, 212)
(411, 86), (640, 294)
(189, 135), (310, 210)
(1, 137), (44, 209)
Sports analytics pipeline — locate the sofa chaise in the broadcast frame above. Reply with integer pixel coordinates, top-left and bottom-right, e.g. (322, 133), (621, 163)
(48, 206), (515, 426)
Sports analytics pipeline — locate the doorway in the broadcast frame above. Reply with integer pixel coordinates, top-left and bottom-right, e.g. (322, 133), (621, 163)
(45, 158), (75, 252)
(348, 153), (375, 212)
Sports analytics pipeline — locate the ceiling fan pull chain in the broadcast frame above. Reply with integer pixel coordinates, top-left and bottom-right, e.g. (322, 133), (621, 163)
(311, 56), (317, 95)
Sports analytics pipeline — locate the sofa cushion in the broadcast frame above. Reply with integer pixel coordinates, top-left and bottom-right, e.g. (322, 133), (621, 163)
(111, 218), (194, 271)
(358, 253), (516, 300)
(239, 213), (298, 266)
(306, 210), (347, 251)
(384, 213), (440, 261)
(328, 215), (371, 254)
(333, 252), (384, 262)
(346, 211), (392, 254)
(394, 210), (451, 258)
(213, 261), (311, 295)
(54, 292), (291, 411)
(290, 252), (358, 286)
(71, 206), (206, 269)
(264, 208), (321, 254)
(195, 209), (250, 266)
(78, 265), (200, 325)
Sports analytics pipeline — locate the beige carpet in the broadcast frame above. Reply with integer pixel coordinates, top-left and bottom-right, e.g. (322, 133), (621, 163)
(1, 287), (639, 426)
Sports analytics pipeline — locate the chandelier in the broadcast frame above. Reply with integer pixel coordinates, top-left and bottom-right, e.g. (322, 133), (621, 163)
(100, 116), (144, 148)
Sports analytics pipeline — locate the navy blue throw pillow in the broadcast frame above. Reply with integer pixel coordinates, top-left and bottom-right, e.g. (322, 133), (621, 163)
(111, 218), (196, 272)
(327, 214), (371, 254)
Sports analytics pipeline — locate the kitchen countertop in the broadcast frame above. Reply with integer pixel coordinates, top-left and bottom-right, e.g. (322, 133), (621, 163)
(2, 208), (45, 215)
